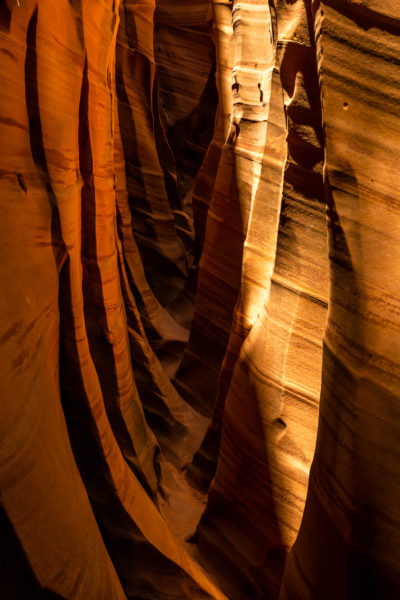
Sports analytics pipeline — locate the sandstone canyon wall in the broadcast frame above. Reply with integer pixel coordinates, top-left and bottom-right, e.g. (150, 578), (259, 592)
(0, 1), (399, 599)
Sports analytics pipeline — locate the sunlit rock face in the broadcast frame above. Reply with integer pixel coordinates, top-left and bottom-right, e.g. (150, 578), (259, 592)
(0, 1), (399, 599)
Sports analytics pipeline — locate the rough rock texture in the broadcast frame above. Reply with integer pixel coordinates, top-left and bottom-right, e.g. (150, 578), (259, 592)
(1, 1), (399, 599)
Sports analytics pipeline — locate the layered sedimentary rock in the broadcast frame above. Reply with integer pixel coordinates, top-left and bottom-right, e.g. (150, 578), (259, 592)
(0, 2), (224, 599)
(280, 2), (400, 598)
(1, 1), (400, 600)
(195, 3), (329, 597)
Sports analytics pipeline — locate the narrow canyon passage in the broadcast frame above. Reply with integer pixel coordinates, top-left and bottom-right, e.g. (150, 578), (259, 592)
(1, 1), (400, 599)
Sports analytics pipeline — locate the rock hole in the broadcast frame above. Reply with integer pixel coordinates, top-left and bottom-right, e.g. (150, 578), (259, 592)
(17, 173), (27, 193)
(258, 83), (263, 103)
(343, 101), (349, 110)
(233, 121), (240, 143)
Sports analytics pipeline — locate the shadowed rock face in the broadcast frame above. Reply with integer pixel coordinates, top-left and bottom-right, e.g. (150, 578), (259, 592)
(0, 1), (399, 599)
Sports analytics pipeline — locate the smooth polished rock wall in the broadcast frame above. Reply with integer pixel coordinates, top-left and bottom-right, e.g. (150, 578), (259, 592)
(1, 1), (399, 599)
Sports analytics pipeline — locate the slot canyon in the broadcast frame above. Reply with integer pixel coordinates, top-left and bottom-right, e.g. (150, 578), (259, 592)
(1, 0), (400, 598)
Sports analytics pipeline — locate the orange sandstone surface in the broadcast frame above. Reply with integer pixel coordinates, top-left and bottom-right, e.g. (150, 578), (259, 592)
(0, 1), (399, 599)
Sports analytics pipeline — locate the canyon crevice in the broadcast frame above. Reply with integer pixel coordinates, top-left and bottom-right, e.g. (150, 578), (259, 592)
(1, 1), (399, 599)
